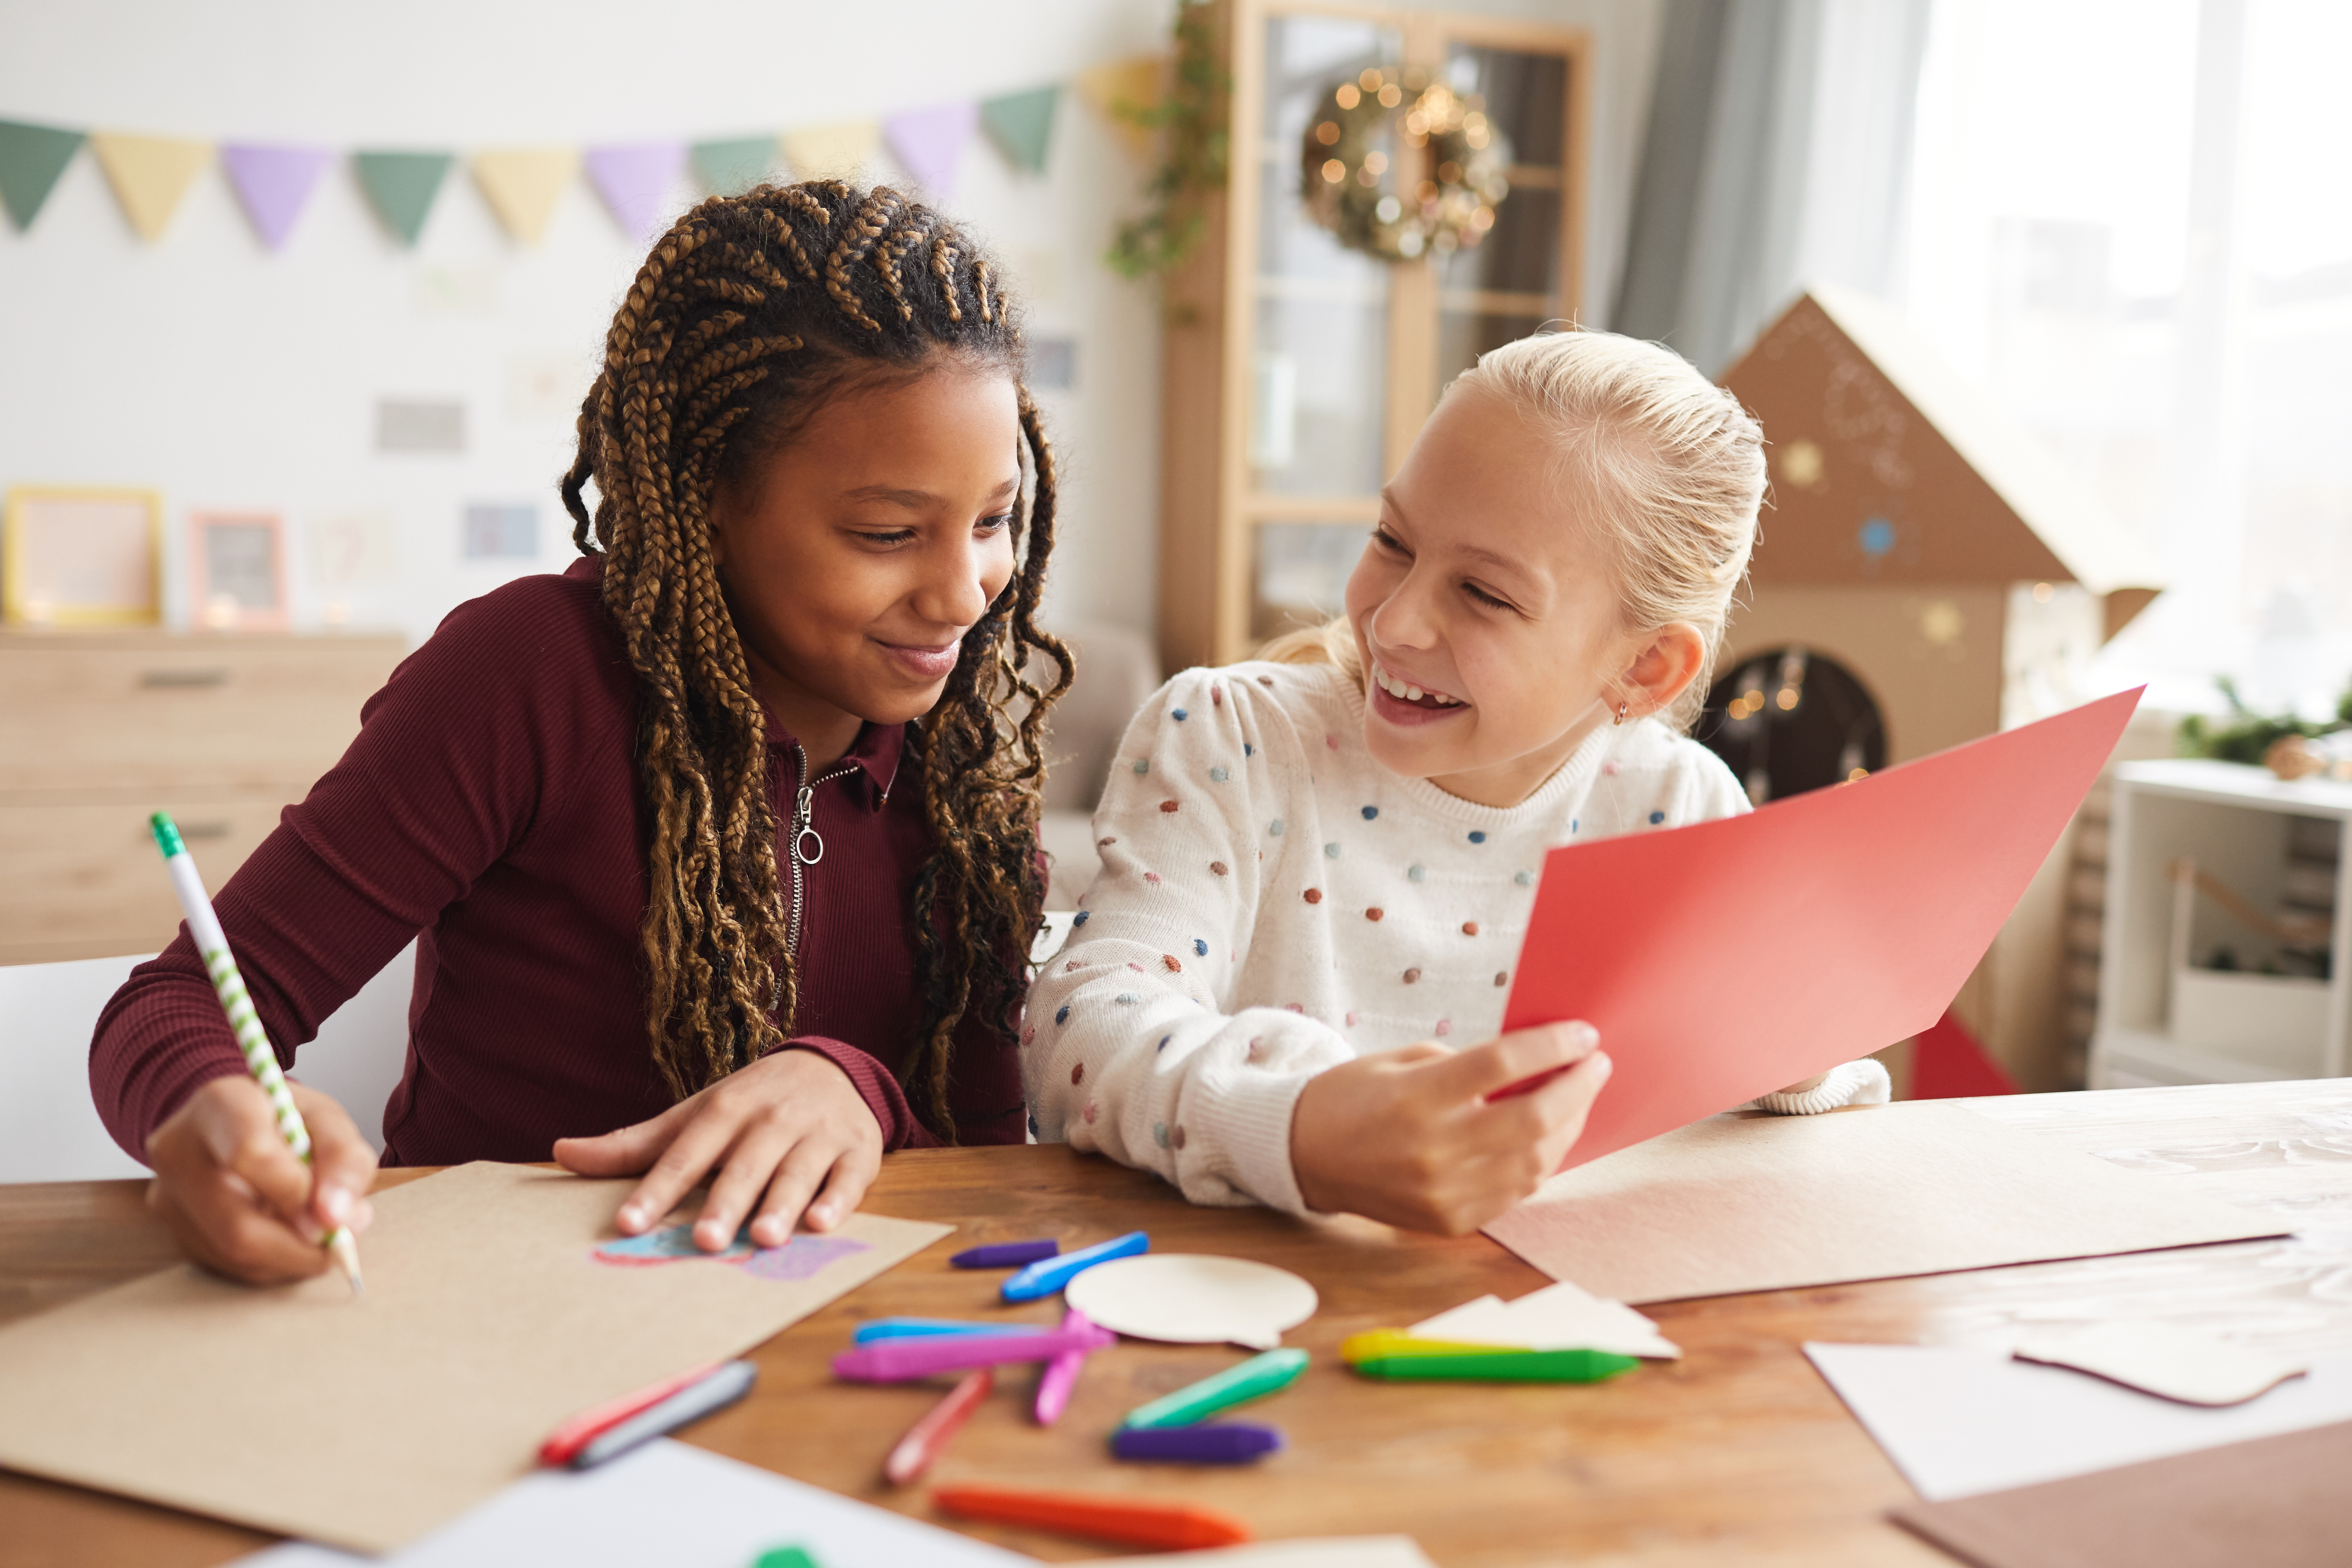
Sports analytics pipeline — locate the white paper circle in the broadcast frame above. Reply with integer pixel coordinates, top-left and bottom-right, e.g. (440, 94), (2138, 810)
(1064, 1254), (1319, 1349)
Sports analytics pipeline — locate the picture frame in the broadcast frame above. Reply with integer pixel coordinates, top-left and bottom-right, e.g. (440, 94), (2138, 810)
(1, 487), (163, 627)
(187, 510), (289, 631)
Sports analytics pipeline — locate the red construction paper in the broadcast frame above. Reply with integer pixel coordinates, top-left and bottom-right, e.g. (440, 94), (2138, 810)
(1503, 689), (2138, 1169)
(1913, 1008), (2019, 1098)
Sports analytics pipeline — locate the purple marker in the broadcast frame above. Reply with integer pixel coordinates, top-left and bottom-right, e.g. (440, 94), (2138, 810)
(1111, 1424), (1284, 1464)
(951, 1238), (1061, 1269)
(833, 1320), (1116, 1384)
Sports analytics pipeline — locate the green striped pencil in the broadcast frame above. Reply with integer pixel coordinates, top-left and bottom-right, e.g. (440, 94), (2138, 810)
(149, 811), (363, 1295)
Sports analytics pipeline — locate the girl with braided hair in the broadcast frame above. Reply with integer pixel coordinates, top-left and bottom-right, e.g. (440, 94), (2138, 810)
(93, 182), (1070, 1285)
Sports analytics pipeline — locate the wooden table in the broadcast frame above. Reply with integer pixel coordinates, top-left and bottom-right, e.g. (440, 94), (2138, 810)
(5, 1080), (2351, 1567)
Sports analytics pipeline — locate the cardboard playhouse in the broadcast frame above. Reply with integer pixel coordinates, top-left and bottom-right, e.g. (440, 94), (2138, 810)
(1708, 285), (2165, 1093)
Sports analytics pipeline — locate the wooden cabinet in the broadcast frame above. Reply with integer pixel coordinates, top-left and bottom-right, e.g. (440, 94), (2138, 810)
(1157, 0), (1590, 672)
(0, 631), (404, 964)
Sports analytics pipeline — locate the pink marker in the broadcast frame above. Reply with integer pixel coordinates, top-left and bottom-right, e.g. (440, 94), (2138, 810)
(833, 1320), (1115, 1384)
(1033, 1307), (1096, 1426)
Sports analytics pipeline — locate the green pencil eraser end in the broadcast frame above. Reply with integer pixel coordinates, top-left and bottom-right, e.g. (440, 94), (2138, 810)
(149, 812), (185, 858)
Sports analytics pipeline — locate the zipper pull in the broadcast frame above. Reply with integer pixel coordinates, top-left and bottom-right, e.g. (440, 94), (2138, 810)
(793, 783), (824, 866)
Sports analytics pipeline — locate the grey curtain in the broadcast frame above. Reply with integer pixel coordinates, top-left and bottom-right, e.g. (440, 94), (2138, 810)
(1614, 0), (1934, 375)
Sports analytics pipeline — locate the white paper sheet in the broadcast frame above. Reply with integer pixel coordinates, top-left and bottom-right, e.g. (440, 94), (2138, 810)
(232, 1440), (1034, 1567)
(1407, 1281), (1681, 1359)
(1076, 1541), (1437, 1567)
(1805, 1343), (2352, 1500)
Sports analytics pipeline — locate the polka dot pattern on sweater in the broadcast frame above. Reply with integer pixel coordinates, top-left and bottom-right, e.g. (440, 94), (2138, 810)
(1210, 860), (1228, 876)
(1649, 810), (1666, 824)
(1303, 888), (1323, 904)
(1172, 708), (1189, 721)
(1361, 805), (1379, 820)
(1160, 800), (1180, 813)
(1210, 766), (1229, 782)
(1072, 910), (1090, 926)
(1193, 938), (1209, 955)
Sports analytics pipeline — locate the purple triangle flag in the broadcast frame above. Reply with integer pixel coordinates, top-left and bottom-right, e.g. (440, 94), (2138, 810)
(883, 103), (979, 200)
(221, 144), (333, 250)
(584, 143), (685, 237)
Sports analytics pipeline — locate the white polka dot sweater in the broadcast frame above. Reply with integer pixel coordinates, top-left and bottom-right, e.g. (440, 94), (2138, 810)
(1022, 660), (1890, 1216)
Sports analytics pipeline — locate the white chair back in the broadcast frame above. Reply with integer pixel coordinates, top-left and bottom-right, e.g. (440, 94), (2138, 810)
(0, 945), (416, 1184)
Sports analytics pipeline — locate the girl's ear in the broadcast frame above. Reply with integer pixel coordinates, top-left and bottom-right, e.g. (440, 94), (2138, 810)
(1617, 622), (1708, 720)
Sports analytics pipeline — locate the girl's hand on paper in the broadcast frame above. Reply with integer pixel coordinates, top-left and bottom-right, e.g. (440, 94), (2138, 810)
(1289, 1021), (1610, 1235)
(554, 1046), (883, 1252)
(144, 1075), (379, 1285)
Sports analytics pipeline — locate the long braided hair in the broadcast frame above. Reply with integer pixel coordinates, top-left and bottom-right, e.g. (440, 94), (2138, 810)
(559, 181), (1069, 1138)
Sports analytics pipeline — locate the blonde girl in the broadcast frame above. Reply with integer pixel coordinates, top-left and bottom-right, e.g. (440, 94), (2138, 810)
(1023, 329), (1885, 1234)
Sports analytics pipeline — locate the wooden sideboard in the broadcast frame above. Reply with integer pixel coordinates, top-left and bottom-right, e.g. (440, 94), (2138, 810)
(0, 630), (404, 965)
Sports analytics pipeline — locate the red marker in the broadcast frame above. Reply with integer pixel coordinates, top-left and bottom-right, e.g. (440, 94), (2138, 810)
(883, 1367), (992, 1486)
(931, 1483), (1252, 1550)
(538, 1360), (754, 1468)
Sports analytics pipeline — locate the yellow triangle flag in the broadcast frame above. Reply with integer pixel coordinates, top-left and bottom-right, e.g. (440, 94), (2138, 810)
(1074, 55), (1169, 160)
(779, 122), (880, 183)
(471, 148), (579, 245)
(89, 132), (211, 242)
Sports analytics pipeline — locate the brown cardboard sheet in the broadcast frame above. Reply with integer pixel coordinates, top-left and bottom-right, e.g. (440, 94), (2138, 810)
(1483, 1101), (2284, 1304)
(1891, 1420), (2352, 1568)
(0, 1162), (951, 1552)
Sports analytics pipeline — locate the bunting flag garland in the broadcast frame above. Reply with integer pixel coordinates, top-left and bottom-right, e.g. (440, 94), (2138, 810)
(0, 119), (86, 230)
(690, 135), (782, 197)
(779, 122), (879, 183)
(882, 103), (979, 200)
(583, 142), (685, 237)
(471, 147), (579, 245)
(979, 86), (1060, 175)
(353, 150), (453, 247)
(220, 143), (332, 250)
(1074, 56), (1168, 160)
(16, 54), (1156, 254)
(89, 131), (212, 241)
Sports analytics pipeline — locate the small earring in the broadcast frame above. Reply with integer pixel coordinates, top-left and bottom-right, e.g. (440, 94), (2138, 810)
(1613, 700), (1629, 726)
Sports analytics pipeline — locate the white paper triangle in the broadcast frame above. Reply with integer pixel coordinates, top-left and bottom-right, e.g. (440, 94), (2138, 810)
(1408, 1281), (1681, 1359)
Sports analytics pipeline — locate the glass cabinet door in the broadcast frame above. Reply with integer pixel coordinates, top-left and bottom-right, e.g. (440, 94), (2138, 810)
(1434, 43), (1573, 398)
(1219, 4), (1583, 655)
(1249, 14), (1400, 501)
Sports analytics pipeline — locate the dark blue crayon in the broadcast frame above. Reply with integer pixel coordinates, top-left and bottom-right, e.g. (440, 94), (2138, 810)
(1111, 1423), (1284, 1464)
(951, 1238), (1061, 1269)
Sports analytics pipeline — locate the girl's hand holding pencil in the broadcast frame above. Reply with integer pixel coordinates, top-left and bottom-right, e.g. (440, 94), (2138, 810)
(146, 1076), (378, 1286)
(144, 811), (375, 1291)
(1289, 1020), (1611, 1235)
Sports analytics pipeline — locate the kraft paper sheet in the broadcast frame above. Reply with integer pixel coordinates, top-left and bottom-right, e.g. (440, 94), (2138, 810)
(0, 1162), (950, 1552)
(1891, 1420), (2352, 1568)
(1483, 1100), (2284, 1304)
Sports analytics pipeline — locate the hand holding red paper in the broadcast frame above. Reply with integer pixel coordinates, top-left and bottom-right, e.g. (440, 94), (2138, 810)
(1500, 690), (2140, 1169)
(1290, 1021), (1611, 1233)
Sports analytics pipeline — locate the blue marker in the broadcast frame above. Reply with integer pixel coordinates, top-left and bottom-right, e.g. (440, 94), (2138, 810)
(1002, 1231), (1149, 1302)
(853, 1317), (1051, 1344)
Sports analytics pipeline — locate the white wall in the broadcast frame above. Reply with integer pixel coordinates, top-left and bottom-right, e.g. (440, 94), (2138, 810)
(0, 0), (1659, 650)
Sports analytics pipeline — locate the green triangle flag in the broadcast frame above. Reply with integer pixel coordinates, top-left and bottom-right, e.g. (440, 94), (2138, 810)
(0, 120), (86, 230)
(353, 150), (453, 246)
(690, 136), (779, 196)
(980, 86), (1059, 174)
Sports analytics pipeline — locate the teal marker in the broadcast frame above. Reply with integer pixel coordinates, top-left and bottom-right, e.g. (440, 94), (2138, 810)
(1119, 1347), (1310, 1430)
(150, 811), (363, 1295)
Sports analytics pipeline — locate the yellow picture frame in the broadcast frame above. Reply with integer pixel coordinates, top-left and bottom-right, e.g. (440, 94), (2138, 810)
(1, 486), (164, 627)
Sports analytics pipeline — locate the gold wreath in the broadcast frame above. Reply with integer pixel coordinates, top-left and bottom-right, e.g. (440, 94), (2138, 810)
(1300, 66), (1512, 262)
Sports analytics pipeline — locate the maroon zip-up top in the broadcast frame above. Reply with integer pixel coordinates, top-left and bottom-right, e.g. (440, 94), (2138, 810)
(90, 558), (1027, 1163)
